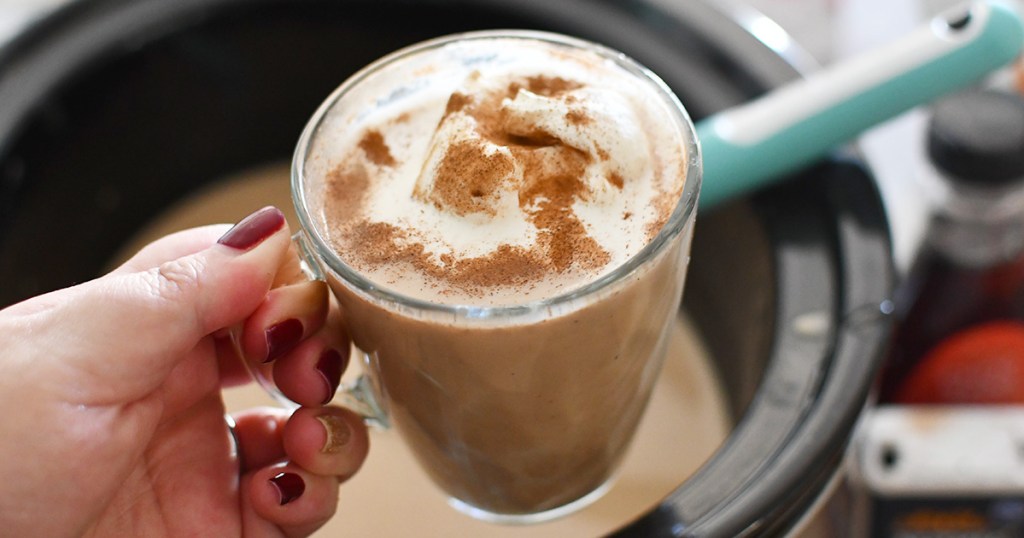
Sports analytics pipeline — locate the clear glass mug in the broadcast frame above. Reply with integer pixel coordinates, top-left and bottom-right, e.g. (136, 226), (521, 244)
(247, 30), (701, 524)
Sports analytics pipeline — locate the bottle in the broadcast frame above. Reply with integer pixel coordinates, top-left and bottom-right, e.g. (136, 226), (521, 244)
(879, 88), (1024, 404)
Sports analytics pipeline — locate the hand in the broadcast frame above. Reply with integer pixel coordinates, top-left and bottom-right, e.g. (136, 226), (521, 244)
(0, 207), (368, 537)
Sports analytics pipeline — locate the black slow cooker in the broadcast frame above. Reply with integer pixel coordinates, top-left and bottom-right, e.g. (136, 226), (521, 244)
(0, 0), (894, 535)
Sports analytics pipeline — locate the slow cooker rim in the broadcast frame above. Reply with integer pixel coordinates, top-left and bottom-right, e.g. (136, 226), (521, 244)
(618, 158), (893, 537)
(685, 159), (893, 536)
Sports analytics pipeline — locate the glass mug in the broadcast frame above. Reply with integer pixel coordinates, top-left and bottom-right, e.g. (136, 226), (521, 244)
(246, 30), (701, 524)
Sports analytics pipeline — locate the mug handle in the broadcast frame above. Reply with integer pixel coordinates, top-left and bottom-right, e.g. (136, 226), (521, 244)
(233, 230), (390, 428)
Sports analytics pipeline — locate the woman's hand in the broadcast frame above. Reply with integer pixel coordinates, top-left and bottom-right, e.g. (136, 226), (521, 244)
(0, 206), (368, 537)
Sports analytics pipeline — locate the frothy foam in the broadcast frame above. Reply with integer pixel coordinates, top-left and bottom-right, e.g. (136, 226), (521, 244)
(307, 37), (688, 305)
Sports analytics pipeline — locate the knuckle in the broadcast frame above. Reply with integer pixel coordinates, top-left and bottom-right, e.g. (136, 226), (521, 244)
(145, 256), (207, 303)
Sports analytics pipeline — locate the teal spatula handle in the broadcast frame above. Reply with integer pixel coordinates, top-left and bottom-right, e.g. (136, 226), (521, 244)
(696, 0), (1024, 209)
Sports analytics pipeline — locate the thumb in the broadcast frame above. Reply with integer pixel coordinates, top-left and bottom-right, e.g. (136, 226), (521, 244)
(13, 207), (291, 402)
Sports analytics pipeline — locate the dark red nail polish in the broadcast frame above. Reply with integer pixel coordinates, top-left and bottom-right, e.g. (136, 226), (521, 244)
(217, 206), (285, 251)
(269, 472), (305, 506)
(264, 318), (303, 363)
(316, 349), (345, 405)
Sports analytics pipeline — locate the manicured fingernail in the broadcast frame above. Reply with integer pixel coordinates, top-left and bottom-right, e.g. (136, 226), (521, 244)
(316, 414), (352, 454)
(217, 206), (285, 251)
(264, 318), (303, 363)
(316, 349), (344, 405)
(269, 472), (305, 506)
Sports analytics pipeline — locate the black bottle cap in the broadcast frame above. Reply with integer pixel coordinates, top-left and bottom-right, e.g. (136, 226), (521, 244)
(927, 89), (1024, 185)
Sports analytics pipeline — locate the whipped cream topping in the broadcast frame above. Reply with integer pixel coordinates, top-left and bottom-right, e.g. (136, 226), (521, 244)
(306, 37), (688, 306)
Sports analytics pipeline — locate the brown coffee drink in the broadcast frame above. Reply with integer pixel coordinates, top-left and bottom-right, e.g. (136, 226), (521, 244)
(293, 31), (700, 522)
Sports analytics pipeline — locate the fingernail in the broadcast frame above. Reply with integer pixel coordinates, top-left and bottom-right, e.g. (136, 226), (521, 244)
(269, 472), (305, 506)
(217, 206), (285, 251)
(316, 349), (344, 405)
(264, 318), (303, 363)
(316, 414), (352, 454)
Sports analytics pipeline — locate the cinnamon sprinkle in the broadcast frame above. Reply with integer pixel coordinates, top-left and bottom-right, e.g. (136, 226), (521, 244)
(445, 92), (472, 116)
(358, 130), (396, 167)
(424, 139), (514, 216)
(324, 161), (369, 217)
(326, 74), (644, 295)
(565, 109), (592, 125)
(525, 75), (582, 96)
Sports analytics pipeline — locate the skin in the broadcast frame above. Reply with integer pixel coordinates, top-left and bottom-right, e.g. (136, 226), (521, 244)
(0, 211), (368, 537)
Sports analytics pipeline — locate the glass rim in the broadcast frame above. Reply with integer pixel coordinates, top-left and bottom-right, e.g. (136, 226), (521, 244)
(291, 29), (702, 318)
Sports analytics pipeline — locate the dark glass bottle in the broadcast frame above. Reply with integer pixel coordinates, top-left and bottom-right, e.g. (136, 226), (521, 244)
(878, 88), (1024, 404)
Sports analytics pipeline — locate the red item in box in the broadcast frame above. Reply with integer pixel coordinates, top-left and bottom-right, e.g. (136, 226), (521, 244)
(896, 320), (1024, 404)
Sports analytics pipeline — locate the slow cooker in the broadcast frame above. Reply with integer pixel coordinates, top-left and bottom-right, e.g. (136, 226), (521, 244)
(0, 0), (894, 535)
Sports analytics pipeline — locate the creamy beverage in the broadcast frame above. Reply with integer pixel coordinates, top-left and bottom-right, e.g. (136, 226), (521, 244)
(307, 38), (686, 305)
(294, 32), (700, 522)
